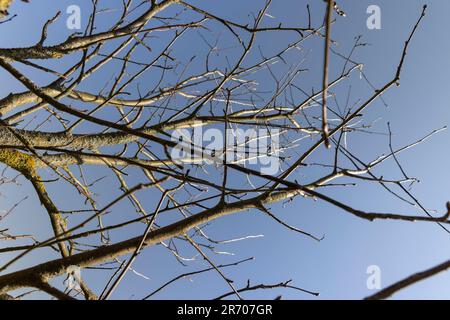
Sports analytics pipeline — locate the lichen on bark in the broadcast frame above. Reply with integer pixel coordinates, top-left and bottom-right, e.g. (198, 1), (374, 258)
(0, 148), (36, 177)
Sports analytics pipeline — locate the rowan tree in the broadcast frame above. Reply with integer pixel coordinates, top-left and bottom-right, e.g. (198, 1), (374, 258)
(0, 0), (447, 300)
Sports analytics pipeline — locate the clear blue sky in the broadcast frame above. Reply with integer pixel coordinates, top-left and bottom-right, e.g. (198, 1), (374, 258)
(0, 0), (449, 300)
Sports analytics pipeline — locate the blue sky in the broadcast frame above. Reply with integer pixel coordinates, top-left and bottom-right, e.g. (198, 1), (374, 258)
(0, 0), (449, 300)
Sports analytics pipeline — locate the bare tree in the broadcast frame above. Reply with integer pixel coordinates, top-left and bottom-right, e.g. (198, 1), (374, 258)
(0, 0), (447, 300)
